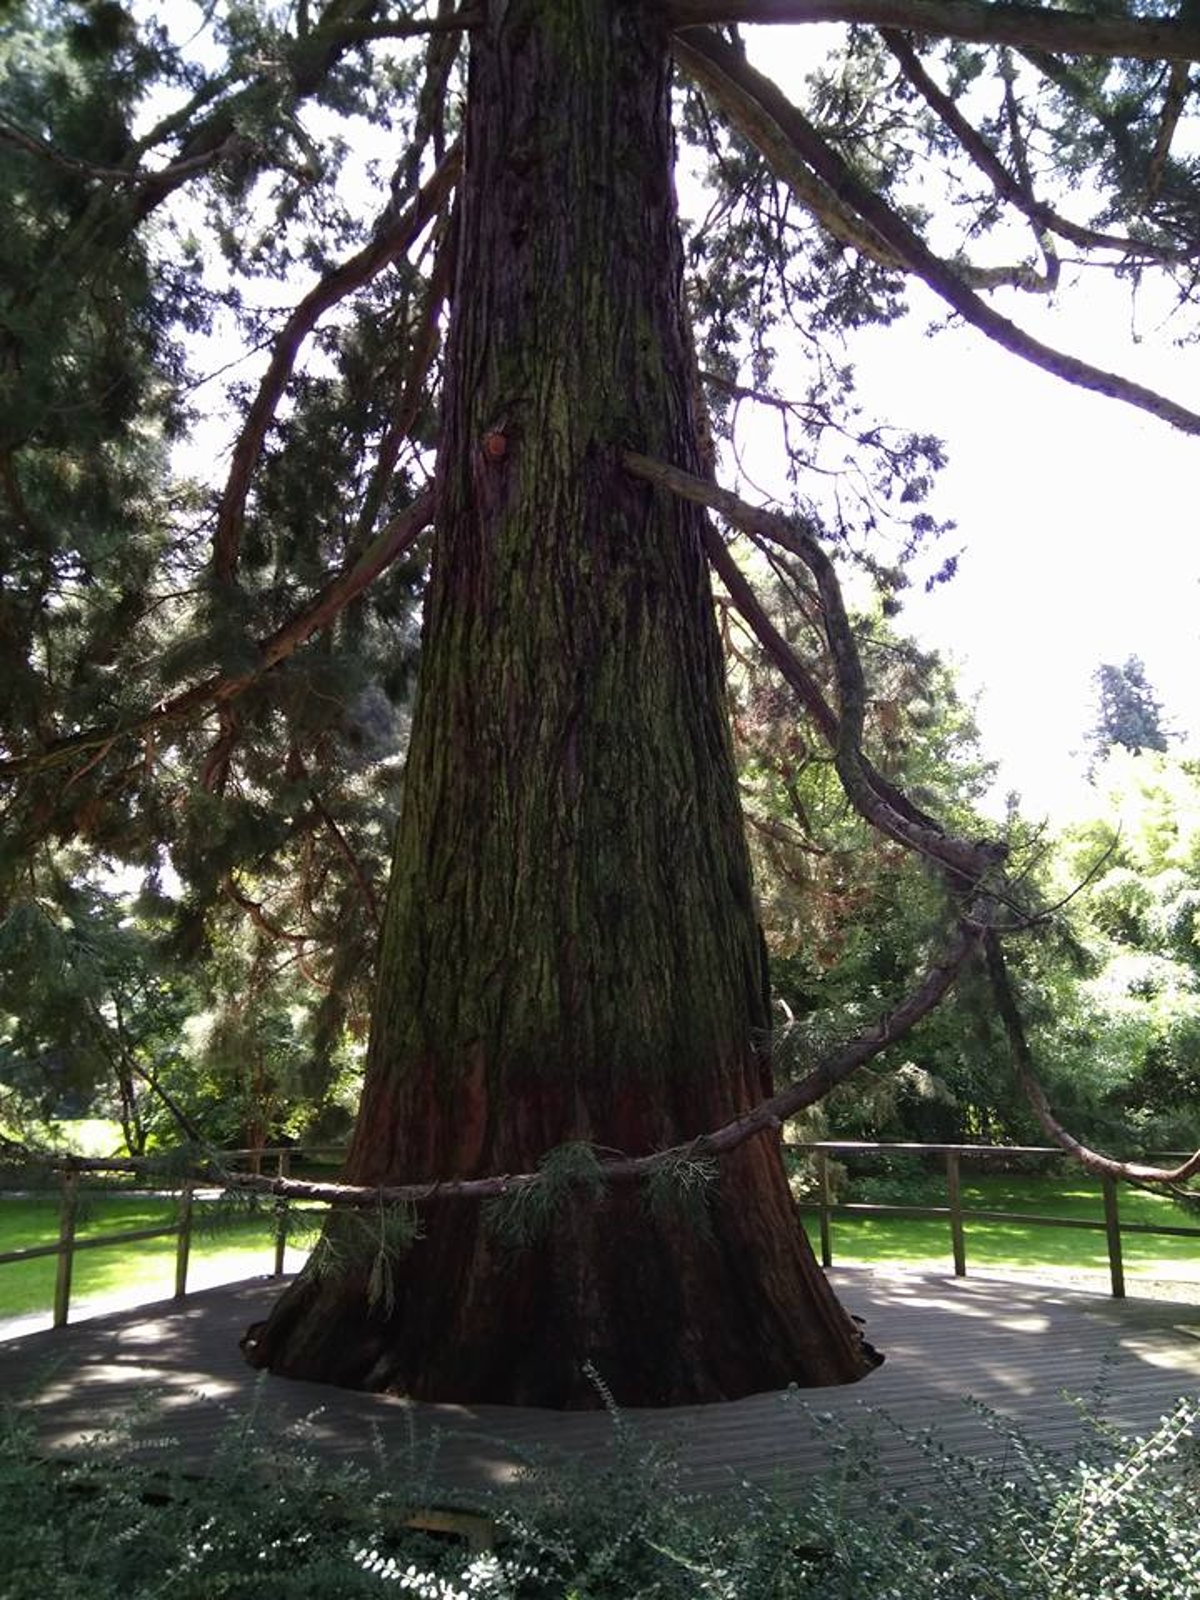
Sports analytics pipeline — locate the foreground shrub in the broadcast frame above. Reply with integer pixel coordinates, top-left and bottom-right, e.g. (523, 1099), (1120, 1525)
(0, 1380), (1197, 1599)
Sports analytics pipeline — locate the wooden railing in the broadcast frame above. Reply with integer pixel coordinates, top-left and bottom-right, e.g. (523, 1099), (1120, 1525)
(794, 1140), (1200, 1298)
(6, 1140), (1200, 1326)
(0, 1145), (343, 1329)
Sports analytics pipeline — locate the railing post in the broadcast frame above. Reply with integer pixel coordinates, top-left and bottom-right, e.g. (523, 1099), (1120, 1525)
(174, 1179), (194, 1299)
(946, 1150), (966, 1277)
(1101, 1174), (1125, 1298)
(52, 1168), (79, 1329)
(272, 1149), (290, 1277)
(816, 1147), (833, 1269)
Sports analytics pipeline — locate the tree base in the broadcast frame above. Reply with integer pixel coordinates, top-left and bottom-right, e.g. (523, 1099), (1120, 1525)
(243, 1140), (881, 1407)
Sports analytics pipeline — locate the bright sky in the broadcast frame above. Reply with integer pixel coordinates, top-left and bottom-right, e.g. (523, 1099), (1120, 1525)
(739, 26), (1200, 822)
(851, 284), (1200, 819)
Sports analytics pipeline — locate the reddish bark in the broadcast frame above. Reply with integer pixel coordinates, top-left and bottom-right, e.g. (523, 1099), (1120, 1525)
(244, 0), (877, 1407)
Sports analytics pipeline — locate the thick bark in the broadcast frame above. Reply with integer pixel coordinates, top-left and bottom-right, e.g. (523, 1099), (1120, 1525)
(245, 0), (876, 1407)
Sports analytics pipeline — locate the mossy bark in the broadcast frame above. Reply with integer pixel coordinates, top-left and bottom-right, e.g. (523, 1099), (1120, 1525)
(245, 0), (877, 1406)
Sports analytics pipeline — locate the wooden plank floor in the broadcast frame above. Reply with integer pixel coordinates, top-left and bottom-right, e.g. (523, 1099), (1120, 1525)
(3, 1265), (1199, 1501)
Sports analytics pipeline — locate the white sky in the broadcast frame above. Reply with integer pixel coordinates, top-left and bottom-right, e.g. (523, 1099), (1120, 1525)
(738, 26), (1200, 821)
(849, 285), (1200, 818)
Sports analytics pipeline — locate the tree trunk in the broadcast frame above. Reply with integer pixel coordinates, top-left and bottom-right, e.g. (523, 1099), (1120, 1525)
(244, 0), (878, 1407)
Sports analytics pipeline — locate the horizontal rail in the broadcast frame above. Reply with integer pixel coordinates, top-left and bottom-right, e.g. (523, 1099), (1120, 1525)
(792, 1140), (1065, 1156)
(795, 1140), (1200, 1297)
(0, 1222), (182, 1268)
(0, 1152), (307, 1328)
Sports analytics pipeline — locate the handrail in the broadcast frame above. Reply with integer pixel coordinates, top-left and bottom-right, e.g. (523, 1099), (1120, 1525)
(0, 1145), (342, 1328)
(792, 1139), (1200, 1297)
(4, 1140), (1199, 1324)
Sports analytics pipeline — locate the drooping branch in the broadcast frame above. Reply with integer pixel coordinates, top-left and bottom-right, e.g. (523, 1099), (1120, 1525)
(675, 28), (1200, 437)
(984, 931), (1200, 1185)
(624, 450), (1004, 883)
(679, 32), (1052, 292)
(667, 0), (1200, 64)
(38, 909), (982, 1208)
(881, 33), (1184, 263)
(0, 491), (436, 781)
(212, 145), (459, 586)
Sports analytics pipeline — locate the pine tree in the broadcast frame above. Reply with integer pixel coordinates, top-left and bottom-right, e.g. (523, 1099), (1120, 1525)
(3, 1), (1200, 1403)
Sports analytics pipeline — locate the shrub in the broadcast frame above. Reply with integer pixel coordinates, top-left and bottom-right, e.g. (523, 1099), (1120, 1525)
(1, 1378), (1198, 1598)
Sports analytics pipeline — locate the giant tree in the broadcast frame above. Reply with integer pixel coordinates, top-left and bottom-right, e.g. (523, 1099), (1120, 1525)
(4, 0), (1200, 1405)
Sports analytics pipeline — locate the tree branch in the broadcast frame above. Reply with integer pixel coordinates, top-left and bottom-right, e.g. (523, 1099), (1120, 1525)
(985, 930), (1200, 1184)
(289, 748), (383, 928)
(675, 28), (1200, 437)
(0, 491), (436, 781)
(315, 4), (483, 40)
(624, 449), (1005, 884)
(1146, 61), (1192, 202)
(40, 911), (982, 1207)
(882, 33), (1177, 263)
(0, 115), (247, 188)
(677, 32), (1053, 291)
(667, 0), (1200, 64)
(213, 143), (459, 586)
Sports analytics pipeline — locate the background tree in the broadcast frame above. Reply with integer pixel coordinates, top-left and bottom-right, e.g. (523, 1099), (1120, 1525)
(1086, 656), (1174, 773)
(1049, 752), (1200, 1152)
(4, 0), (1200, 1404)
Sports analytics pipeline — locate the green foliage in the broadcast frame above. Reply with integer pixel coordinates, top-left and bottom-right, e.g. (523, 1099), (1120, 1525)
(643, 1152), (719, 1237)
(484, 1143), (608, 1251)
(0, 860), (196, 1152)
(2, 1384), (1199, 1598)
(304, 1196), (420, 1315)
(1041, 754), (1200, 1149)
(1087, 658), (1173, 773)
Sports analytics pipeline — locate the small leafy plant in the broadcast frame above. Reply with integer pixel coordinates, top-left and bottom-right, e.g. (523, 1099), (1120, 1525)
(1, 1379), (1198, 1598)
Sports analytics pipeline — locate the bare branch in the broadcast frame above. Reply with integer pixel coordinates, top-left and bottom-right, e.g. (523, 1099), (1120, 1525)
(985, 930), (1200, 1184)
(39, 913), (981, 1207)
(213, 143), (460, 586)
(883, 34), (1177, 263)
(667, 0), (1200, 64)
(675, 29), (1200, 437)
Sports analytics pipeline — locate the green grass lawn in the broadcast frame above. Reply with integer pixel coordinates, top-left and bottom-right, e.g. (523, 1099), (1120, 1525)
(0, 1189), (318, 1320)
(800, 1171), (1200, 1282)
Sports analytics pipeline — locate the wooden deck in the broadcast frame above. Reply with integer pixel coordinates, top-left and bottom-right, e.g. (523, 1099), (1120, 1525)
(3, 1265), (1199, 1501)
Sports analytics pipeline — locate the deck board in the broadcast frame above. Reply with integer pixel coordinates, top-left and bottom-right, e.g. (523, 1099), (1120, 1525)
(2, 1265), (1198, 1501)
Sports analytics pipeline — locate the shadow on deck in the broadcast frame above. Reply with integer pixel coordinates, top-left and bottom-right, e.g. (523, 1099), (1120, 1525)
(2, 1265), (1199, 1499)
